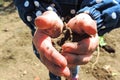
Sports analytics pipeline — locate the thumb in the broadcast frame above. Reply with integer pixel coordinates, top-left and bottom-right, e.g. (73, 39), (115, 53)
(67, 13), (97, 35)
(33, 29), (67, 68)
(34, 10), (63, 30)
(34, 11), (64, 38)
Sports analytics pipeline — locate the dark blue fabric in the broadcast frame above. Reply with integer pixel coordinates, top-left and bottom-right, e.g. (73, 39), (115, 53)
(49, 72), (61, 80)
(14, 0), (120, 36)
(13, 0), (120, 79)
(78, 0), (120, 35)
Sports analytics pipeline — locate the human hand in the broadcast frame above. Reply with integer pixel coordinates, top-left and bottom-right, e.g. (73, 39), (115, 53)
(35, 11), (63, 38)
(62, 13), (99, 67)
(33, 11), (70, 77)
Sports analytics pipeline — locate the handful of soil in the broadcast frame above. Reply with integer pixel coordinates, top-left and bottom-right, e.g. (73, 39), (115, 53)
(51, 24), (90, 52)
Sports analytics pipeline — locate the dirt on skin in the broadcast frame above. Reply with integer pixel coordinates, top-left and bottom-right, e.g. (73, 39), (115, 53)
(0, 2), (120, 80)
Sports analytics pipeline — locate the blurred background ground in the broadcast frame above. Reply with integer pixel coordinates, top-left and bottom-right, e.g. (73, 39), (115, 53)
(0, 1), (120, 80)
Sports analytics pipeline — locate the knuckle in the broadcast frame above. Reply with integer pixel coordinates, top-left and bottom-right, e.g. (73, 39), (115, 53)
(83, 55), (92, 64)
(82, 59), (90, 64)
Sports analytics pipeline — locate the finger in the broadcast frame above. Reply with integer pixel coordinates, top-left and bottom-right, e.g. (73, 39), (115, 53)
(67, 13), (97, 35)
(62, 53), (93, 65)
(35, 11), (63, 29)
(41, 53), (70, 77)
(40, 26), (62, 38)
(34, 11), (63, 38)
(33, 29), (67, 68)
(62, 34), (99, 54)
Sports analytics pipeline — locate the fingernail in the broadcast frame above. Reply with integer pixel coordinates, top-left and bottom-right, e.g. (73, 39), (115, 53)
(62, 67), (70, 77)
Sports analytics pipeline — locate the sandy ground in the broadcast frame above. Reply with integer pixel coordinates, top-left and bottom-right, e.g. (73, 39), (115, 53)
(0, 6), (120, 80)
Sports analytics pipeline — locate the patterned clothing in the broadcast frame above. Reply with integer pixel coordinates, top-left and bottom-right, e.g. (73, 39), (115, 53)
(14, 0), (120, 35)
(13, 0), (120, 80)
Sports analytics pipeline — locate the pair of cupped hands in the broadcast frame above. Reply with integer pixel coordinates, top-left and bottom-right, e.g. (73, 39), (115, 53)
(33, 11), (99, 77)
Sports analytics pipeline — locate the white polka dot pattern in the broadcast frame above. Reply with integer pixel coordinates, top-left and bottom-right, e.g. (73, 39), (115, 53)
(101, 26), (106, 29)
(70, 9), (76, 14)
(36, 10), (42, 17)
(34, 1), (40, 7)
(14, 0), (120, 37)
(27, 16), (32, 22)
(96, 0), (102, 3)
(47, 6), (54, 11)
(24, 1), (29, 7)
(111, 12), (117, 19)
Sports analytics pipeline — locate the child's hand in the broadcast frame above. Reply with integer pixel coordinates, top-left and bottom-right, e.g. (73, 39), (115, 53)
(62, 13), (99, 67)
(35, 11), (63, 38)
(67, 13), (97, 35)
(33, 30), (70, 76)
(33, 11), (70, 77)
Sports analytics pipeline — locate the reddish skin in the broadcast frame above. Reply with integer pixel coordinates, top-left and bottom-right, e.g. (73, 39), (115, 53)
(35, 11), (64, 38)
(33, 29), (70, 77)
(62, 34), (99, 67)
(33, 12), (99, 78)
(67, 13), (97, 35)
(34, 11), (70, 77)
(62, 13), (99, 67)
(34, 76), (40, 80)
